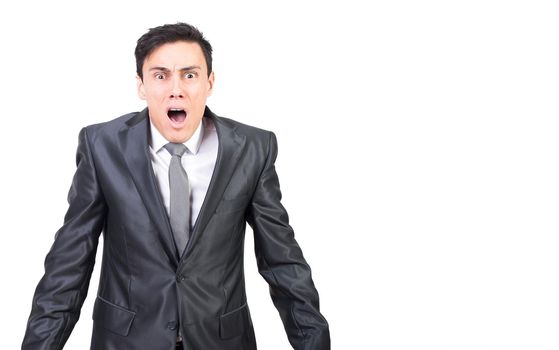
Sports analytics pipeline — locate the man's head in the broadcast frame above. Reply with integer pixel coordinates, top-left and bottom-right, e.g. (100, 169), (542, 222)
(135, 23), (215, 143)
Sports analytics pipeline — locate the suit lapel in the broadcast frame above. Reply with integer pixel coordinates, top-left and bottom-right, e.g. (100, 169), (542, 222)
(118, 108), (179, 268)
(180, 107), (246, 262)
(117, 107), (246, 267)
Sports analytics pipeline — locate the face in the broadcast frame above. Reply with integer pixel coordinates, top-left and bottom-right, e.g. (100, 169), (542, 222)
(137, 41), (214, 143)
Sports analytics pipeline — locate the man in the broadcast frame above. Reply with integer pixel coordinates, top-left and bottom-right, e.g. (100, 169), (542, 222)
(22, 23), (330, 350)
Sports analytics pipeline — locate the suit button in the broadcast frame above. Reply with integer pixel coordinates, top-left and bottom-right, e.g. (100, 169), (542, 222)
(176, 274), (186, 282)
(167, 321), (178, 331)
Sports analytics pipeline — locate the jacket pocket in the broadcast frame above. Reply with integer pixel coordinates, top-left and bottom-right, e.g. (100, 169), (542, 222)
(92, 295), (136, 336)
(219, 303), (249, 339)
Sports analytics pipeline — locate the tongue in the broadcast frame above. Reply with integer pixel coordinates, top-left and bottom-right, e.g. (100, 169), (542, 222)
(169, 111), (186, 123)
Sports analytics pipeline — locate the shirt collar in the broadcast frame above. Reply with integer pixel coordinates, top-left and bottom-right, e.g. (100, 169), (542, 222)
(149, 118), (205, 155)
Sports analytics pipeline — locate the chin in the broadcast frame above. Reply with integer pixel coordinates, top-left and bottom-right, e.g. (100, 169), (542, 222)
(167, 130), (190, 143)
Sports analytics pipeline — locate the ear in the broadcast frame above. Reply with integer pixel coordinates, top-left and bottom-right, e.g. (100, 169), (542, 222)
(137, 75), (146, 100)
(207, 71), (215, 97)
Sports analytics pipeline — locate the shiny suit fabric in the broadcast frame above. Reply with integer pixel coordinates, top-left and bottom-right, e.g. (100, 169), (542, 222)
(22, 107), (330, 350)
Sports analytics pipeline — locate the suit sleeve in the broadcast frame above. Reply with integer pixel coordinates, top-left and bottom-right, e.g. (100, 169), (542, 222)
(22, 127), (106, 350)
(246, 132), (330, 350)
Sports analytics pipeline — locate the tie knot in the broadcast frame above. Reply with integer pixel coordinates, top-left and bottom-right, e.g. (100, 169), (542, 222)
(164, 143), (188, 157)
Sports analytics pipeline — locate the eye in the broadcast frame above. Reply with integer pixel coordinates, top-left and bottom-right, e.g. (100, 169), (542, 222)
(185, 72), (196, 79)
(154, 73), (165, 80)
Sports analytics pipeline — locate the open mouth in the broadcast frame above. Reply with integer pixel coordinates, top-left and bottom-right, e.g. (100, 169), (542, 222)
(167, 108), (187, 124)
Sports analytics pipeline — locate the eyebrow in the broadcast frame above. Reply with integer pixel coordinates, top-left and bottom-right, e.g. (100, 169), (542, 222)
(149, 65), (202, 72)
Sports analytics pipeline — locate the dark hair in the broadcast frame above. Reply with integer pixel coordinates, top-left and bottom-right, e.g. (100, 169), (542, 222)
(135, 22), (213, 79)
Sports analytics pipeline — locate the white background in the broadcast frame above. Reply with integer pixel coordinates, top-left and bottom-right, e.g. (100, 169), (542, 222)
(1, 1), (558, 349)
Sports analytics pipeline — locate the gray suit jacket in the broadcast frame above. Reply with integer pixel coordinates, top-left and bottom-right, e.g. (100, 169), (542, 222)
(22, 107), (330, 350)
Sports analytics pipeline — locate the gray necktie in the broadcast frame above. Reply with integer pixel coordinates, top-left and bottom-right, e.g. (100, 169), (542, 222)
(164, 143), (190, 255)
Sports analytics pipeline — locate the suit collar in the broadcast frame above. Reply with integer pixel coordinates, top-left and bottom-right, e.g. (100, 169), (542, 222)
(183, 107), (246, 263)
(118, 106), (246, 268)
(119, 108), (179, 267)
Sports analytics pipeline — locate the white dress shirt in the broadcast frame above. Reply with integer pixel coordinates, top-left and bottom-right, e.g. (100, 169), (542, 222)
(149, 117), (219, 230)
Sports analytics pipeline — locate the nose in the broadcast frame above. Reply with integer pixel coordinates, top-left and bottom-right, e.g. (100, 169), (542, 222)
(170, 76), (183, 99)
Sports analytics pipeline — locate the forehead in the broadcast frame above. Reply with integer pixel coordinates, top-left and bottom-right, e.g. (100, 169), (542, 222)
(143, 41), (207, 71)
